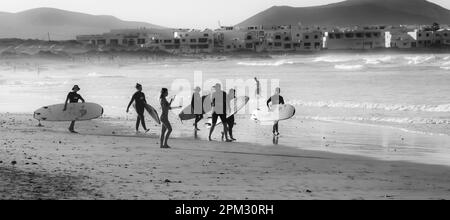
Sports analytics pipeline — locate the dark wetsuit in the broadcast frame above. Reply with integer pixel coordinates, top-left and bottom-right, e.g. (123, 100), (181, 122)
(66, 92), (84, 132)
(130, 91), (148, 131)
(211, 91), (227, 126)
(267, 94), (285, 134)
(267, 95), (285, 107)
(67, 92), (84, 103)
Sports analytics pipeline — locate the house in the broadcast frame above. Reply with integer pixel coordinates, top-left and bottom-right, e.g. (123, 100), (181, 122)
(434, 29), (450, 46)
(387, 27), (417, 49)
(326, 26), (387, 50)
(174, 29), (214, 53)
(214, 27), (248, 52)
(416, 29), (434, 47)
(76, 28), (167, 48)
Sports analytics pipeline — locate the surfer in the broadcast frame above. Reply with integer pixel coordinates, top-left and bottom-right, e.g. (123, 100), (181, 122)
(222, 89), (236, 141)
(267, 87), (285, 136)
(191, 86), (203, 131)
(209, 83), (232, 142)
(254, 77), (261, 96)
(126, 83), (150, 133)
(159, 88), (175, 149)
(63, 85), (85, 133)
(254, 77), (261, 110)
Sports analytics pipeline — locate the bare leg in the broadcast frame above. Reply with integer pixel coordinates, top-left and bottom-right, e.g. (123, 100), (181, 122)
(160, 124), (167, 148)
(163, 122), (173, 148)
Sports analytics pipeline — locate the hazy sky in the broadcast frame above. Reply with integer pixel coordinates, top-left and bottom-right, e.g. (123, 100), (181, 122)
(2, 0), (450, 28)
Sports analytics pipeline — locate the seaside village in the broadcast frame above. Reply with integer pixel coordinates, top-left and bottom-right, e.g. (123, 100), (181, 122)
(75, 24), (450, 53)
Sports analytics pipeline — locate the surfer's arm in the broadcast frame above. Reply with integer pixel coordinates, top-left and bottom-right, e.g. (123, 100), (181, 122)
(266, 97), (272, 109)
(126, 96), (134, 112)
(79, 95), (85, 103)
(63, 94), (69, 111)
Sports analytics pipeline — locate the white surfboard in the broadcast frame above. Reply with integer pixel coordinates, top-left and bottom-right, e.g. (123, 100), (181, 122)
(34, 103), (104, 122)
(133, 103), (161, 125)
(205, 96), (250, 127)
(179, 95), (212, 121)
(251, 104), (296, 123)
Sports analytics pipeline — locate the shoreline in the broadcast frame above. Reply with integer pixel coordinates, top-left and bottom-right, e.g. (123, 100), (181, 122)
(1, 113), (450, 200)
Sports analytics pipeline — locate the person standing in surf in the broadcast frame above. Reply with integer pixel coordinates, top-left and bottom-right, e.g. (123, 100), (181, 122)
(209, 83), (232, 142)
(159, 88), (174, 149)
(126, 83), (150, 133)
(267, 87), (285, 136)
(254, 77), (261, 110)
(191, 86), (203, 131)
(63, 85), (85, 133)
(222, 88), (236, 141)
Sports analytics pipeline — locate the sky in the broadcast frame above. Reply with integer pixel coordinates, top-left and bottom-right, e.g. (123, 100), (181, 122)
(1, 0), (450, 29)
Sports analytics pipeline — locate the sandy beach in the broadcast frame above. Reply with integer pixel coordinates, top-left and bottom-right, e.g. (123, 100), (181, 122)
(1, 112), (449, 200)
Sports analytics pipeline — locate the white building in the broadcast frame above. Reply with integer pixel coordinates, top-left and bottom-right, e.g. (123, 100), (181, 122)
(326, 26), (387, 50)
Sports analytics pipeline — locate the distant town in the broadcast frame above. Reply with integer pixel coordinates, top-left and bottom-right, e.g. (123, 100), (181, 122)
(75, 23), (450, 54)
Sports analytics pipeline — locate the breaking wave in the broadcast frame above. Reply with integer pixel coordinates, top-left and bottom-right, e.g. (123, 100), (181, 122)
(237, 60), (295, 66)
(334, 64), (365, 70)
(289, 100), (450, 113)
(299, 116), (450, 125)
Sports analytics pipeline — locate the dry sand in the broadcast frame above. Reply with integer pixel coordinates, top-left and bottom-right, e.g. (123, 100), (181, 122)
(1, 113), (450, 200)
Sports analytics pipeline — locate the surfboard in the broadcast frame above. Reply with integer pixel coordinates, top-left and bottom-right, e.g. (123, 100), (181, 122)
(251, 104), (296, 123)
(34, 103), (104, 122)
(133, 103), (161, 125)
(205, 96), (250, 127)
(179, 95), (212, 121)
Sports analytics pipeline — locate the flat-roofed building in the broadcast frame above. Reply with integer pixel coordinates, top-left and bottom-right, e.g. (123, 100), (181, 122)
(326, 26), (387, 50)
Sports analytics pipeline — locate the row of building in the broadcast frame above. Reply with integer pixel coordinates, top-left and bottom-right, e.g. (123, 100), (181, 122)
(76, 24), (450, 53)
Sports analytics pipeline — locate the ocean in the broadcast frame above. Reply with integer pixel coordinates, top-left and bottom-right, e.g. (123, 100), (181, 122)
(1, 53), (450, 165)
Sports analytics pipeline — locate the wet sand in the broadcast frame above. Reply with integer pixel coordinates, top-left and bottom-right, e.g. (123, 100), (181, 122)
(1, 113), (450, 200)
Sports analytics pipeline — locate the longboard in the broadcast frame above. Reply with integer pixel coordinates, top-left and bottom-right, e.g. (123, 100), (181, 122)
(251, 104), (296, 123)
(205, 96), (250, 128)
(133, 103), (161, 125)
(34, 102), (104, 122)
(179, 95), (212, 121)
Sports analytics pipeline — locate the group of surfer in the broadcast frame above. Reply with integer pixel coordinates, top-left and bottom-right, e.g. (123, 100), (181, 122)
(64, 77), (286, 148)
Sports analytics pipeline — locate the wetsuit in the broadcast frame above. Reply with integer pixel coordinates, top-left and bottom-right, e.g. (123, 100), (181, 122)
(211, 90), (228, 126)
(267, 95), (285, 107)
(67, 92), (84, 103)
(131, 91), (148, 131)
(191, 92), (203, 126)
(66, 92), (84, 132)
(267, 95), (285, 135)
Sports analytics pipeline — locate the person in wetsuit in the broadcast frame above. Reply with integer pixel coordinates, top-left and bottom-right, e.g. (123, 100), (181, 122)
(267, 87), (285, 136)
(191, 86), (203, 131)
(208, 83), (232, 142)
(63, 85), (85, 133)
(223, 88), (236, 141)
(126, 83), (150, 133)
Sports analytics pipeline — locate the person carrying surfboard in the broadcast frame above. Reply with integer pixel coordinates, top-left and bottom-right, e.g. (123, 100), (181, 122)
(267, 87), (285, 137)
(126, 83), (150, 133)
(63, 85), (85, 133)
(222, 88), (237, 141)
(209, 83), (232, 142)
(191, 86), (203, 131)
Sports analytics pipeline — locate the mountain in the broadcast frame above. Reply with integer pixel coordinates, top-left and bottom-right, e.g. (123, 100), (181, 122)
(238, 0), (450, 27)
(0, 8), (166, 40)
